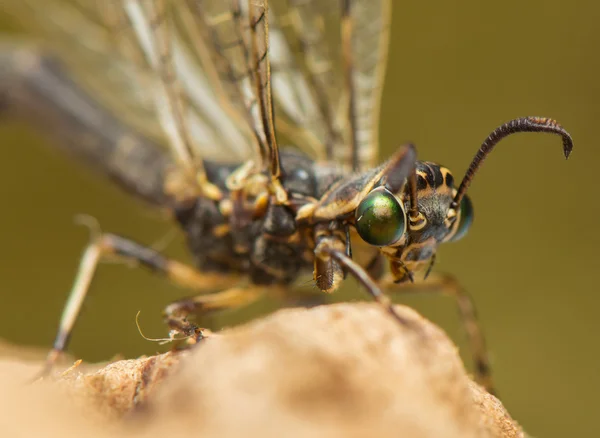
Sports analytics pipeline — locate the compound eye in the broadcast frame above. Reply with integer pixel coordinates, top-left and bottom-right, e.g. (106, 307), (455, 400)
(449, 195), (474, 242)
(355, 187), (406, 247)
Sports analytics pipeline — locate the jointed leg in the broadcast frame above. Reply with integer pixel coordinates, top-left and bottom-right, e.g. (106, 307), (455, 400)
(314, 235), (414, 329)
(42, 233), (238, 375)
(163, 286), (268, 336)
(380, 272), (495, 395)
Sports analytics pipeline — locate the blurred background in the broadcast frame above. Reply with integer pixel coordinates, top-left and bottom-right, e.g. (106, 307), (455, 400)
(0, 1), (598, 436)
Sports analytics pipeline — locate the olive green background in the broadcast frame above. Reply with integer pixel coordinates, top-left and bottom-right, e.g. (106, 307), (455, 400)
(1, 1), (598, 436)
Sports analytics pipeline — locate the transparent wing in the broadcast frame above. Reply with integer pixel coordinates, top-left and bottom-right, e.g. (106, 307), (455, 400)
(179, 0), (269, 167)
(268, 0), (392, 171)
(4, 1), (157, 139)
(3, 0), (392, 175)
(2, 0), (257, 168)
(271, 0), (344, 163)
(349, 0), (392, 170)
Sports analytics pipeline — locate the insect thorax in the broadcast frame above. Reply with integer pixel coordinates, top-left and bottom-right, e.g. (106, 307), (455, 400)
(173, 150), (345, 286)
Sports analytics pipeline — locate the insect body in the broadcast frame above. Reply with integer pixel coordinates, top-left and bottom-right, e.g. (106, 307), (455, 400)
(1, 0), (573, 395)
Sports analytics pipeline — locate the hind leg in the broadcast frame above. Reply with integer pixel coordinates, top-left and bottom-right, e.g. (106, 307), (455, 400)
(41, 233), (238, 376)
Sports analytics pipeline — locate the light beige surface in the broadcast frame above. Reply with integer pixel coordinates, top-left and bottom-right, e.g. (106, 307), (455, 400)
(0, 304), (522, 438)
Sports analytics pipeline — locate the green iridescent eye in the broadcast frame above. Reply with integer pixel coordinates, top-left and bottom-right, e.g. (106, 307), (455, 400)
(355, 187), (406, 247)
(449, 195), (474, 242)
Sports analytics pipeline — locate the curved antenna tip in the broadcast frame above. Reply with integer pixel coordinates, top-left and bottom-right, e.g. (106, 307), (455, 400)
(559, 126), (574, 159)
(453, 116), (574, 205)
(563, 140), (574, 159)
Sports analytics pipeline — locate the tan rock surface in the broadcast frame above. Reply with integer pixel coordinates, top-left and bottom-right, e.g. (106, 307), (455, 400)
(0, 303), (523, 438)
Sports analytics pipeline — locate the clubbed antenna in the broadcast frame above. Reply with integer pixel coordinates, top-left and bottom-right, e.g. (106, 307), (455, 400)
(453, 117), (574, 208)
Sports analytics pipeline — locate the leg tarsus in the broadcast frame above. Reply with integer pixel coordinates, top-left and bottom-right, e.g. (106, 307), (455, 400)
(163, 286), (266, 337)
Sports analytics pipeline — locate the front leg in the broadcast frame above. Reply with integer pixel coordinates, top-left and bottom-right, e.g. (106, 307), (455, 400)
(313, 223), (414, 328)
(313, 223), (347, 293)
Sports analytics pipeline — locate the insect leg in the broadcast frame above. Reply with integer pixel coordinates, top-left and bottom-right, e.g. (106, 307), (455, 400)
(42, 233), (238, 375)
(380, 272), (495, 395)
(312, 224), (346, 293)
(0, 43), (173, 206)
(314, 235), (413, 329)
(163, 286), (269, 336)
